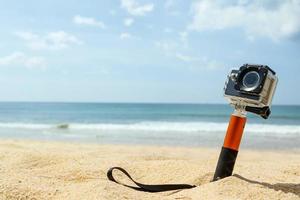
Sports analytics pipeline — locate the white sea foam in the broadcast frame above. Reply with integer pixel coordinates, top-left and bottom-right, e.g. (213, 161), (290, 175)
(0, 122), (299, 137)
(0, 123), (51, 129)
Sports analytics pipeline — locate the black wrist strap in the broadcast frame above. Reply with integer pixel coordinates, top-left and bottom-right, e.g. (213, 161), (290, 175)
(107, 167), (196, 193)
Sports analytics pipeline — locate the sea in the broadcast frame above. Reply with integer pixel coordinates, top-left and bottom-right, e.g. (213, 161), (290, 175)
(0, 102), (299, 149)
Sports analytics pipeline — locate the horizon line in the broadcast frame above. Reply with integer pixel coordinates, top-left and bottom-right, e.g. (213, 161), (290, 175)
(0, 100), (298, 106)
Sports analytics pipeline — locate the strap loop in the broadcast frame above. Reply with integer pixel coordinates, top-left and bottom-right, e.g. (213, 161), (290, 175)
(107, 167), (196, 193)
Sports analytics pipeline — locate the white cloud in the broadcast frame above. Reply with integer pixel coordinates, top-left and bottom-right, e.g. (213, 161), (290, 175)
(109, 10), (117, 16)
(164, 0), (181, 16)
(124, 18), (134, 26)
(73, 15), (106, 29)
(189, 0), (300, 41)
(165, 0), (176, 9)
(0, 52), (46, 69)
(146, 24), (154, 30)
(120, 32), (132, 40)
(163, 28), (173, 33)
(15, 31), (82, 50)
(175, 53), (196, 62)
(121, 0), (154, 16)
(179, 31), (189, 48)
(155, 40), (178, 55)
(175, 53), (221, 70)
(155, 40), (220, 70)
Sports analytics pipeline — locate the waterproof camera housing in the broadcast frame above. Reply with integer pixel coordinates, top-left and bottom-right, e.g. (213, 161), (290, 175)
(224, 64), (278, 119)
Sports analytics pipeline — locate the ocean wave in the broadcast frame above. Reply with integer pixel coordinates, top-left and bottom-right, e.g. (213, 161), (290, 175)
(0, 122), (299, 136)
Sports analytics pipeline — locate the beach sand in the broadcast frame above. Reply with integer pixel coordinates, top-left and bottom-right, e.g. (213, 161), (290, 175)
(0, 139), (299, 200)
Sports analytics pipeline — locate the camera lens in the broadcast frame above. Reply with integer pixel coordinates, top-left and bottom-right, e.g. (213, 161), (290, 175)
(242, 71), (260, 91)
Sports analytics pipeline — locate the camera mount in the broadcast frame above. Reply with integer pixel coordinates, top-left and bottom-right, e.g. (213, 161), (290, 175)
(245, 106), (271, 119)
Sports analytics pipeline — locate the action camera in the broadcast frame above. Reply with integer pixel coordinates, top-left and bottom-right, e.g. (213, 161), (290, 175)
(213, 64), (278, 182)
(224, 64), (278, 119)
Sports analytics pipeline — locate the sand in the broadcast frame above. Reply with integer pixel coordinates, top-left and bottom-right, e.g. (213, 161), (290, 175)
(0, 139), (299, 200)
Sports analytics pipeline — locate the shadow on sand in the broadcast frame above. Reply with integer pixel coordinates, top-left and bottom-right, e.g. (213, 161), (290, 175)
(234, 174), (300, 197)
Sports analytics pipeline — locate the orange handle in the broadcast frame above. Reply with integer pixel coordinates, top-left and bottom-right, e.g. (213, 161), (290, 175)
(223, 115), (246, 151)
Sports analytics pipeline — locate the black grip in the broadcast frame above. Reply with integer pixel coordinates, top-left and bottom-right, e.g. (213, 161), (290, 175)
(212, 147), (238, 181)
(245, 106), (271, 119)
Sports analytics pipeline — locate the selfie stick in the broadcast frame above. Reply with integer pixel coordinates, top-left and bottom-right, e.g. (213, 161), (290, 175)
(212, 107), (246, 181)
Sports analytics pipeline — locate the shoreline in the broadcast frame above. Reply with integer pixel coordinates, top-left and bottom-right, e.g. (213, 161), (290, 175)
(0, 139), (299, 199)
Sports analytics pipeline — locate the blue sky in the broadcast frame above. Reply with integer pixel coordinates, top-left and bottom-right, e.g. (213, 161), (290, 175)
(0, 0), (299, 104)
